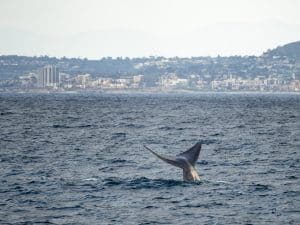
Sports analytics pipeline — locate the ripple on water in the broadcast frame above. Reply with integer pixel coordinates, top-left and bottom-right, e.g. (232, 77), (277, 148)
(1, 93), (299, 225)
(102, 177), (202, 190)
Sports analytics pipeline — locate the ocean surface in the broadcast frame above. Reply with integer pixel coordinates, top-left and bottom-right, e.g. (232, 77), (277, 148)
(0, 92), (299, 225)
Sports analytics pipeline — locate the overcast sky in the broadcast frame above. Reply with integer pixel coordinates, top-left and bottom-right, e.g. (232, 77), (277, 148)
(0, 0), (299, 58)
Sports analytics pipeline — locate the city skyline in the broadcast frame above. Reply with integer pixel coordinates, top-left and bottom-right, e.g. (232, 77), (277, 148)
(2, 41), (299, 93)
(0, 0), (300, 58)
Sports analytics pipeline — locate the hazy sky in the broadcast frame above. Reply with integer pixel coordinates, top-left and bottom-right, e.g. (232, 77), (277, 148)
(0, 0), (299, 58)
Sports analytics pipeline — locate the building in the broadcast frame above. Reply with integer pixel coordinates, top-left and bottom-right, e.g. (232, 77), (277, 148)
(133, 75), (144, 83)
(160, 74), (189, 88)
(74, 74), (91, 88)
(38, 65), (59, 88)
(19, 73), (37, 88)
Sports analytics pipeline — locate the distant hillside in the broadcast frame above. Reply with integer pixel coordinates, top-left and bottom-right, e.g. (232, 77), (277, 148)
(264, 41), (300, 60)
(1, 41), (299, 80)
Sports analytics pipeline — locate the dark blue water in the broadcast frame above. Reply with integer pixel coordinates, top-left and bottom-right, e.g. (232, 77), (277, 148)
(0, 92), (299, 225)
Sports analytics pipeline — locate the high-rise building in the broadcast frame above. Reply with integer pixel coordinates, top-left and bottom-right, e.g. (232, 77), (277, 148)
(38, 65), (59, 88)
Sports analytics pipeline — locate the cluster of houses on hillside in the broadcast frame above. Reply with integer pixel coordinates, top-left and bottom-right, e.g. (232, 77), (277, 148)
(2, 64), (298, 92)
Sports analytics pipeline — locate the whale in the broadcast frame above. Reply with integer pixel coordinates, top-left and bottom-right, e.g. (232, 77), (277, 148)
(144, 142), (202, 181)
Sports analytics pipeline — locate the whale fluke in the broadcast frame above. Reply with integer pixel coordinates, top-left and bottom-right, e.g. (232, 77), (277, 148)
(144, 142), (202, 181)
(143, 145), (182, 168)
(177, 142), (202, 166)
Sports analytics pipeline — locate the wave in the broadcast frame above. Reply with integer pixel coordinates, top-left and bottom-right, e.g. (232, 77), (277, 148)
(102, 177), (202, 190)
(52, 124), (93, 128)
(248, 183), (272, 192)
(0, 111), (14, 116)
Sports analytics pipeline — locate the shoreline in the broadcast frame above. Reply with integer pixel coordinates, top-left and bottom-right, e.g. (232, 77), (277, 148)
(1, 89), (299, 95)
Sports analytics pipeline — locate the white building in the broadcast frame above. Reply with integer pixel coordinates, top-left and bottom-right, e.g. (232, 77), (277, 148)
(75, 74), (91, 88)
(38, 65), (59, 88)
(133, 75), (144, 84)
(160, 74), (189, 88)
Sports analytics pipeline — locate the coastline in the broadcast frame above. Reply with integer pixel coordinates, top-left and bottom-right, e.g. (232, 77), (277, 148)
(1, 88), (299, 95)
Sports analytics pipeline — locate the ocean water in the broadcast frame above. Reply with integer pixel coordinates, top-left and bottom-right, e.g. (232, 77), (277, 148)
(0, 92), (299, 225)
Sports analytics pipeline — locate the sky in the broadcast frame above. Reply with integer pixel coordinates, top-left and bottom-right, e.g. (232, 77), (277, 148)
(0, 0), (299, 58)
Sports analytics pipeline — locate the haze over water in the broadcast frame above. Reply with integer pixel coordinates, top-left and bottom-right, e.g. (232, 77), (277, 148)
(0, 92), (299, 224)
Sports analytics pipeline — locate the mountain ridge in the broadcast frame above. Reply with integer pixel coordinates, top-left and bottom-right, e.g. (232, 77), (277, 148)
(264, 41), (300, 60)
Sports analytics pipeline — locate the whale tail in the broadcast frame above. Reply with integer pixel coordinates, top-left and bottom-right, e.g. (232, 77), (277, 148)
(143, 145), (183, 169)
(144, 142), (202, 181)
(176, 142), (202, 166)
